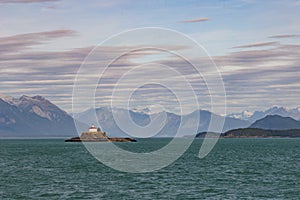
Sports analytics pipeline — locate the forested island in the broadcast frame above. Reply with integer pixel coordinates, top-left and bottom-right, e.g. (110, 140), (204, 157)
(194, 128), (300, 138)
(223, 128), (300, 138)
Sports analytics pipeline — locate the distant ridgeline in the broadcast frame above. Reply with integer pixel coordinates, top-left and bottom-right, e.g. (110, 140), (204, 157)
(194, 129), (300, 138)
(195, 115), (300, 138)
(1, 94), (300, 138)
(223, 128), (300, 138)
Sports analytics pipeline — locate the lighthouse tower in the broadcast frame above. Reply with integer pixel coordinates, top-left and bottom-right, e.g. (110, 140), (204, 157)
(88, 124), (98, 133)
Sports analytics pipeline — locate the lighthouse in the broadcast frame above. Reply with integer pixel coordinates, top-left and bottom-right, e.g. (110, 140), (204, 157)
(65, 123), (136, 142)
(88, 124), (98, 133)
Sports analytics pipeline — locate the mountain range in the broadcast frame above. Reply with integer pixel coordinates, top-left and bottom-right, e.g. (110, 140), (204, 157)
(1, 94), (300, 137)
(194, 115), (300, 138)
(249, 115), (300, 130)
(74, 107), (251, 137)
(227, 106), (300, 122)
(0, 94), (78, 137)
(221, 115), (300, 138)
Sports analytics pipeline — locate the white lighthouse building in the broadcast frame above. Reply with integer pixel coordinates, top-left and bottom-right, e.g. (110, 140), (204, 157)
(88, 124), (98, 133)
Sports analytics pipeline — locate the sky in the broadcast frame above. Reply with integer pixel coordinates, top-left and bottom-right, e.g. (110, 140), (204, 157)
(0, 0), (300, 115)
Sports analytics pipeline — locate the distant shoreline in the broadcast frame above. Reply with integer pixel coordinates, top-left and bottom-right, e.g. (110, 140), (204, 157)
(191, 128), (300, 138)
(2, 136), (300, 140)
(2, 128), (300, 140)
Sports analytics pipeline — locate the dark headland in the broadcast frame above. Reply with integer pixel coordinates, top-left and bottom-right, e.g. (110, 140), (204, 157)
(193, 128), (300, 138)
(192, 115), (300, 138)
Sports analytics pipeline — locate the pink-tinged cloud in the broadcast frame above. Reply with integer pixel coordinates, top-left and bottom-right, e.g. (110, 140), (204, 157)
(0, 29), (77, 53)
(232, 41), (279, 49)
(178, 18), (209, 23)
(0, 0), (59, 3)
(269, 34), (300, 38)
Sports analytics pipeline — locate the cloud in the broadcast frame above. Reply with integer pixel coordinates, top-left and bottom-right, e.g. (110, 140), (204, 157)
(232, 41), (279, 49)
(1, 29), (300, 114)
(178, 18), (209, 23)
(0, 30), (194, 112)
(209, 42), (300, 111)
(0, 29), (77, 53)
(269, 34), (300, 39)
(0, 0), (59, 3)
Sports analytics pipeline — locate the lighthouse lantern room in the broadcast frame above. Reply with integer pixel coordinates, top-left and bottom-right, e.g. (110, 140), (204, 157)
(88, 124), (98, 133)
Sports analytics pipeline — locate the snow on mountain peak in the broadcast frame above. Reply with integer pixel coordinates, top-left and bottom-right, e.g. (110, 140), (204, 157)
(242, 110), (253, 117)
(31, 105), (52, 120)
(132, 107), (152, 114)
(0, 94), (19, 106)
(227, 110), (254, 120)
(228, 106), (300, 122)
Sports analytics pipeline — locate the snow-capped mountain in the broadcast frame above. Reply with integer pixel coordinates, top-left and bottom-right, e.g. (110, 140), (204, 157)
(131, 107), (152, 114)
(227, 106), (300, 123)
(0, 94), (19, 106)
(75, 107), (250, 137)
(0, 94), (78, 137)
(227, 110), (254, 121)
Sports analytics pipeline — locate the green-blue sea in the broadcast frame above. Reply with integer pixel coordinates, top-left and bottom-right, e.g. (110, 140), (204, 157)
(0, 138), (300, 199)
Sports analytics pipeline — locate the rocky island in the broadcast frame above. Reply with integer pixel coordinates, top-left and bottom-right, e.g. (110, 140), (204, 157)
(65, 124), (136, 142)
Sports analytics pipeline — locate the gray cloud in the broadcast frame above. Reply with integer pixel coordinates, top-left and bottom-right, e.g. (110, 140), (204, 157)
(232, 41), (279, 49)
(213, 42), (300, 111)
(269, 34), (300, 39)
(1, 29), (300, 114)
(0, 31), (195, 112)
(178, 18), (209, 23)
(0, 30), (77, 53)
(0, 0), (59, 3)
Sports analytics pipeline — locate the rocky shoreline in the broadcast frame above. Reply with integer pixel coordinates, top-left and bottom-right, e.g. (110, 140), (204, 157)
(65, 136), (137, 142)
(65, 131), (137, 142)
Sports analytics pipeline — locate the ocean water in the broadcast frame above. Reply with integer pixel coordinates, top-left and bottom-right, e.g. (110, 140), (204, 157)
(0, 138), (300, 199)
